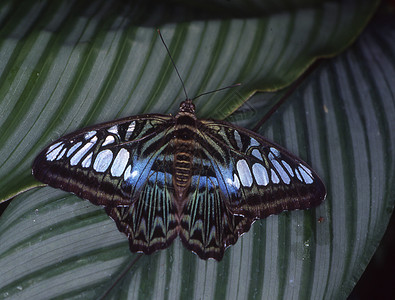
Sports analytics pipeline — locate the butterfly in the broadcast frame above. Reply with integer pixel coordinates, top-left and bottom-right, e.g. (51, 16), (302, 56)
(32, 32), (326, 261)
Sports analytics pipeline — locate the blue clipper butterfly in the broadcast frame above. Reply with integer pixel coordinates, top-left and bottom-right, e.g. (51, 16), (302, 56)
(32, 32), (326, 261)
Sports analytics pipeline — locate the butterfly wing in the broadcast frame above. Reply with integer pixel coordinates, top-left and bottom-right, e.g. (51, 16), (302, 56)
(178, 119), (326, 260)
(179, 149), (253, 260)
(105, 149), (179, 254)
(199, 119), (326, 219)
(33, 114), (173, 206)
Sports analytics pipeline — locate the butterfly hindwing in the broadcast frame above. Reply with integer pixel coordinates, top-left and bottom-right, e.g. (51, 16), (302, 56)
(180, 173), (254, 260)
(176, 145), (253, 260)
(105, 152), (179, 254)
(32, 114), (174, 206)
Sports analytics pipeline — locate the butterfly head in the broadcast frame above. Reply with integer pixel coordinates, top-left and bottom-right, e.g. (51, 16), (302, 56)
(179, 99), (196, 114)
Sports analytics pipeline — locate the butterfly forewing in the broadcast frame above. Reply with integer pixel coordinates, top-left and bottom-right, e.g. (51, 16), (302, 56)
(198, 120), (326, 219)
(32, 114), (174, 207)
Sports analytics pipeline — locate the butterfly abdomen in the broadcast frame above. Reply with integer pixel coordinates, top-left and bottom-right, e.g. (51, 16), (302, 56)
(174, 152), (192, 187)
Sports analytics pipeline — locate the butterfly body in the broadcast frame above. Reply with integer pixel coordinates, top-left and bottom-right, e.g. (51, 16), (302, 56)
(33, 96), (326, 260)
(172, 100), (197, 202)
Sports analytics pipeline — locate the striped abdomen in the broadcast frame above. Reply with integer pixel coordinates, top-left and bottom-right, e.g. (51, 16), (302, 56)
(174, 150), (192, 188)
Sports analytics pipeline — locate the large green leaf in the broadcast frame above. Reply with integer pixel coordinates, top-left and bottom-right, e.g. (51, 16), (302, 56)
(1, 1), (393, 300)
(0, 0), (376, 201)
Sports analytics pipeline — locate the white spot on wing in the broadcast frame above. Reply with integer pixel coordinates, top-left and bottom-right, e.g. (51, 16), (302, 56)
(250, 137), (259, 147)
(299, 164), (313, 177)
(226, 174), (240, 190)
(252, 149), (263, 161)
(236, 159), (253, 187)
(56, 148), (67, 160)
(125, 121), (136, 140)
(298, 165), (314, 184)
(82, 152), (93, 168)
(102, 135), (115, 146)
(111, 148), (130, 177)
(272, 159), (291, 184)
(124, 165), (132, 181)
(268, 149), (290, 184)
(233, 173), (240, 189)
(46, 143), (63, 161)
(234, 130), (243, 150)
(271, 169), (280, 184)
(46, 142), (62, 154)
(252, 163), (269, 186)
(270, 147), (280, 158)
(268, 152), (274, 160)
(93, 149), (113, 172)
(107, 125), (118, 135)
(67, 142), (82, 157)
(70, 137), (97, 166)
(124, 165), (139, 181)
(295, 168), (303, 182)
(84, 131), (96, 140)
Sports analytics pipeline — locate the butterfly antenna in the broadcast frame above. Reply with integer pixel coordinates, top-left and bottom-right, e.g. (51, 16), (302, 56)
(192, 83), (241, 101)
(157, 29), (189, 100)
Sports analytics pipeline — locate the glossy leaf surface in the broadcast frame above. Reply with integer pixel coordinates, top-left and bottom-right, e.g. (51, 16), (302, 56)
(1, 1), (393, 300)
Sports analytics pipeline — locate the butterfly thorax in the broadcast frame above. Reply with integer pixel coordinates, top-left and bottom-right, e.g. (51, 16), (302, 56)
(172, 99), (197, 203)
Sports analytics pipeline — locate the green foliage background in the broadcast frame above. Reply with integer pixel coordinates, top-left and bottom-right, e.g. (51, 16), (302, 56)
(1, 1), (394, 299)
